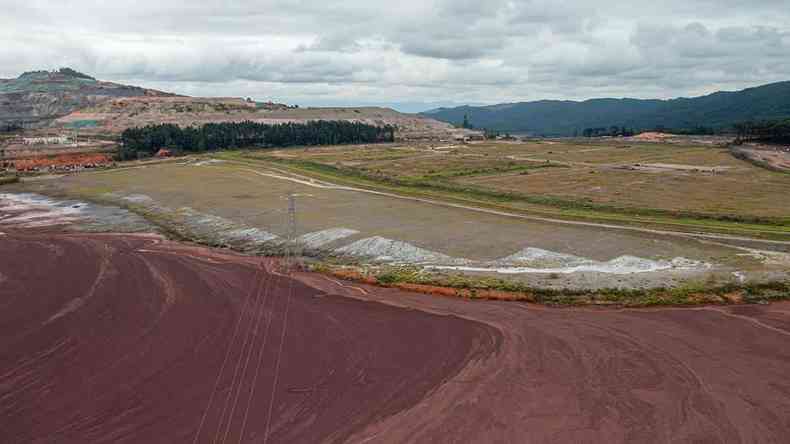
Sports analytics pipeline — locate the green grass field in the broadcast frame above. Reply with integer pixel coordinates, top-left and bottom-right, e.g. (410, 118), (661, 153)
(245, 139), (790, 238)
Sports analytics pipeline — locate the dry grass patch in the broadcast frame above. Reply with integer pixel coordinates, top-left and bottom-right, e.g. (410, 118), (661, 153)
(261, 140), (790, 222)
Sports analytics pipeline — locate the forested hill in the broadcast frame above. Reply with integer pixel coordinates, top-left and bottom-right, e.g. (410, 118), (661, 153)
(422, 81), (790, 136)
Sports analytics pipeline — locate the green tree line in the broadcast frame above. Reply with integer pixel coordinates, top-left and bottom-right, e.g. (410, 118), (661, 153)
(120, 120), (395, 160)
(0, 122), (23, 133)
(734, 119), (790, 144)
(581, 126), (635, 137)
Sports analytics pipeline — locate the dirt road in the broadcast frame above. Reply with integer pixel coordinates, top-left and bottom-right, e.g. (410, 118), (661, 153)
(2, 231), (790, 443)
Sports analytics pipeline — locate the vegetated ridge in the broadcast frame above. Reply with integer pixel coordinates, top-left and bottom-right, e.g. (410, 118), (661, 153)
(423, 81), (790, 136)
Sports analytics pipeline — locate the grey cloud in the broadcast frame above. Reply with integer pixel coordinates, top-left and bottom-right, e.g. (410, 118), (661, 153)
(399, 35), (506, 60)
(435, 0), (508, 19)
(296, 34), (364, 53)
(1, 0), (789, 109)
(631, 22), (790, 70)
(508, 0), (597, 34)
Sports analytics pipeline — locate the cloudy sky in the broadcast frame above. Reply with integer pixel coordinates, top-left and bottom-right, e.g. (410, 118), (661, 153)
(2, 0), (789, 111)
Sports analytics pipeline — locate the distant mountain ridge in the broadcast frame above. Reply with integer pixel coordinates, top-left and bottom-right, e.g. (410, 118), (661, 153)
(422, 81), (790, 136)
(0, 68), (175, 128)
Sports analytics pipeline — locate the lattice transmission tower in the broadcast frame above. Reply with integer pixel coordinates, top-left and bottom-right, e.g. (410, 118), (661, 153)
(285, 192), (297, 271)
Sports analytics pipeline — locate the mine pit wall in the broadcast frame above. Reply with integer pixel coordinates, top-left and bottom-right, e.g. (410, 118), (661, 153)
(1, 143), (116, 160)
(1, 141), (117, 172)
(7, 154), (113, 172)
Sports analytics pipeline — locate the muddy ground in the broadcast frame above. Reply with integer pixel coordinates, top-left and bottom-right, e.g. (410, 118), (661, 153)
(1, 230), (790, 443)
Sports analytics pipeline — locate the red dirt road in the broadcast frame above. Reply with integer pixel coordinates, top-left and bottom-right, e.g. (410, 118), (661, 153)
(2, 232), (790, 443)
(0, 233), (495, 443)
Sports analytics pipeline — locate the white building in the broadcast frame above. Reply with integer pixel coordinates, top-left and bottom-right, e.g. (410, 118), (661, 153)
(22, 136), (71, 145)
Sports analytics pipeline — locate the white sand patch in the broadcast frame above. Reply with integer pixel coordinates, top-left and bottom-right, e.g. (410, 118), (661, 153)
(432, 247), (709, 275)
(192, 214), (237, 230)
(298, 228), (359, 249)
(122, 194), (155, 203)
(0, 193), (156, 232)
(2, 211), (81, 224)
(497, 248), (591, 268)
(735, 248), (790, 267)
(193, 159), (225, 166)
(433, 259), (702, 275)
(225, 228), (278, 243)
(335, 236), (468, 265)
(0, 203), (47, 212)
(332, 239), (708, 275)
(176, 207), (280, 246)
(107, 195), (280, 246)
(19, 218), (84, 228)
(0, 193), (86, 227)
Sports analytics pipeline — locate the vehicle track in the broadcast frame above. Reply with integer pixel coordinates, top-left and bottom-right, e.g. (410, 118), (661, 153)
(296, 272), (790, 443)
(0, 232), (492, 443)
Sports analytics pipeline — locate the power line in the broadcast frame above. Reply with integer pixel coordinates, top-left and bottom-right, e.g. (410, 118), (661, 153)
(229, 194), (300, 443)
(192, 259), (266, 444)
(287, 193), (297, 268)
(218, 262), (276, 444)
(263, 274), (294, 444)
(197, 192), (300, 444)
(235, 259), (280, 443)
(262, 192), (298, 444)
(212, 264), (271, 444)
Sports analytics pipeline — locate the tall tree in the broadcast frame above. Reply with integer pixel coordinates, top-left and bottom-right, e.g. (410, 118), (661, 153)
(120, 120), (395, 160)
(462, 113), (471, 129)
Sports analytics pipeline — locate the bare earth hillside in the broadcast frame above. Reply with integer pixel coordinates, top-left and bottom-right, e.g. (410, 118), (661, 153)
(54, 96), (465, 140)
(0, 69), (175, 128)
(1, 68), (459, 140)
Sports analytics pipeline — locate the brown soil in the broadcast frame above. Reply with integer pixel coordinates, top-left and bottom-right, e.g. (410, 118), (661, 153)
(9, 153), (112, 171)
(629, 131), (673, 142)
(737, 145), (790, 172)
(3, 230), (790, 443)
(1, 140), (116, 161)
(297, 273), (790, 443)
(0, 232), (494, 443)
